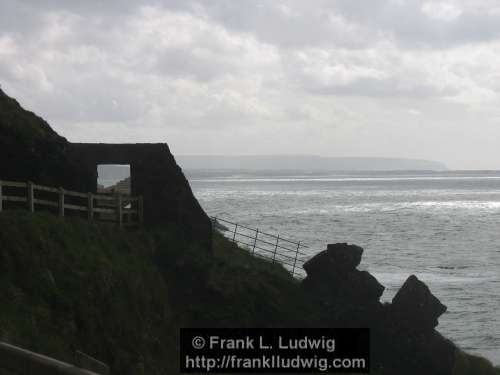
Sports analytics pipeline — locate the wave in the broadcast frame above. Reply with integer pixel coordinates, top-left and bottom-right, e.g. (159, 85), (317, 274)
(373, 271), (498, 287)
(287, 201), (500, 214)
(191, 176), (500, 183)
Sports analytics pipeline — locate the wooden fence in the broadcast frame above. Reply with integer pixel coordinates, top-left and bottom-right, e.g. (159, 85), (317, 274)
(0, 180), (143, 227)
(212, 217), (309, 278)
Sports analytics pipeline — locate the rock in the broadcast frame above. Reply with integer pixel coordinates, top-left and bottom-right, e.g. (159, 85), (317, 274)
(303, 243), (363, 277)
(302, 243), (384, 326)
(326, 243), (363, 268)
(344, 270), (385, 302)
(391, 275), (447, 331)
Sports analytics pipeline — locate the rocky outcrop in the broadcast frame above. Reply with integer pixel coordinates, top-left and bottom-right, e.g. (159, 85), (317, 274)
(391, 274), (447, 331)
(304, 243), (363, 274)
(302, 243), (455, 375)
(302, 243), (385, 326)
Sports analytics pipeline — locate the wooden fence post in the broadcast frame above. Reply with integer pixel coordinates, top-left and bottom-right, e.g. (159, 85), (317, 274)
(27, 181), (34, 212)
(292, 241), (300, 276)
(0, 180), (3, 212)
(116, 194), (123, 227)
(272, 234), (280, 263)
(59, 188), (65, 217)
(138, 196), (144, 224)
(87, 193), (93, 221)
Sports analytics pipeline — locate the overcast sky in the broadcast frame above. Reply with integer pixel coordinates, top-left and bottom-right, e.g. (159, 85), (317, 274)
(2, 1), (500, 169)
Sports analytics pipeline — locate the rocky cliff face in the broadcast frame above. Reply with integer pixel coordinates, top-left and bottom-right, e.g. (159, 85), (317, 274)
(0, 88), (92, 190)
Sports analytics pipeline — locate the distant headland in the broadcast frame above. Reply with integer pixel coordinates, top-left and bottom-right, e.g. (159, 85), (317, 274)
(177, 155), (448, 171)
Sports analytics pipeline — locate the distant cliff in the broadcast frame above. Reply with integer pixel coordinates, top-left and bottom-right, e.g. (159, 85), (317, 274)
(176, 155), (448, 171)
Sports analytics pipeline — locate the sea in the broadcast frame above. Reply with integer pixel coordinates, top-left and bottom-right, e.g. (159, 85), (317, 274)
(186, 170), (500, 363)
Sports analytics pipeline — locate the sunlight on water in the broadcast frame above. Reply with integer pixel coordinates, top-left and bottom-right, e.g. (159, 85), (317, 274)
(189, 170), (500, 363)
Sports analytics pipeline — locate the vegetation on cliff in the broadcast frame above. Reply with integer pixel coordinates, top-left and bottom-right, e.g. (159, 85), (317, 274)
(1, 211), (499, 374)
(0, 211), (326, 374)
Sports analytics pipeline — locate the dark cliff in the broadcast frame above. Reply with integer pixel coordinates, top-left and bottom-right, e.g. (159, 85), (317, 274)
(0, 89), (91, 190)
(0, 88), (211, 251)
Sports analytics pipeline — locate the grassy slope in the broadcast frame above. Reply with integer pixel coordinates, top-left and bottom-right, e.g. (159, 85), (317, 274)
(0, 212), (175, 374)
(0, 211), (498, 374)
(0, 211), (320, 374)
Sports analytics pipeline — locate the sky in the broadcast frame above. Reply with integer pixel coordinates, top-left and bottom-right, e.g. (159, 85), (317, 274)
(1, 1), (500, 169)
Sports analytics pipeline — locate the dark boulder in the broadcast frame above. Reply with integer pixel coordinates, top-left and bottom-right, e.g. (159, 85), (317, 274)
(391, 275), (447, 331)
(302, 244), (382, 302)
(303, 243), (363, 277)
(302, 244), (385, 326)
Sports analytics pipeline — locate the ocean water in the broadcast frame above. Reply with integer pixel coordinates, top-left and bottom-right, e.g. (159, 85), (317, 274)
(187, 170), (500, 363)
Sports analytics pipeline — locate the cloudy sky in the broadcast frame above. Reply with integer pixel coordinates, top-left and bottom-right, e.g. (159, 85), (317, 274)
(1, 1), (500, 169)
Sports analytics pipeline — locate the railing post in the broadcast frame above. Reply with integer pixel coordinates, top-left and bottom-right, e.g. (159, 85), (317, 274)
(232, 223), (238, 243)
(292, 241), (301, 276)
(252, 229), (259, 254)
(272, 234), (280, 263)
(87, 193), (93, 221)
(138, 196), (144, 224)
(211, 216), (217, 234)
(58, 188), (65, 217)
(0, 180), (3, 212)
(27, 181), (34, 212)
(116, 194), (123, 227)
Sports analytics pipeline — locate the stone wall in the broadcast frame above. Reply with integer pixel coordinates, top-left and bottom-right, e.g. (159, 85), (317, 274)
(0, 88), (211, 251)
(69, 143), (212, 251)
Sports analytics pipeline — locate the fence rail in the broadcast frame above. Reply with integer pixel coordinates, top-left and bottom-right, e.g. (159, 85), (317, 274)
(212, 217), (309, 278)
(0, 341), (108, 375)
(0, 180), (143, 227)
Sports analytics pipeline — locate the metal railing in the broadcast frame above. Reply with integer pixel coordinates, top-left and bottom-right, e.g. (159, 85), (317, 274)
(212, 217), (309, 278)
(0, 341), (109, 375)
(0, 180), (143, 227)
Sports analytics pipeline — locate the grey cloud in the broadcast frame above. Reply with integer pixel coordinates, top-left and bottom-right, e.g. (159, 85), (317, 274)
(0, 0), (45, 35)
(19, 73), (149, 125)
(302, 77), (451, 98)
(152, 47), (232, 81)
(2, 0), (500, 168)
(5, 0), (500, 51)
(189, 0), (500, 49)
(331, 0), (500, 48)
(192, 0), (378, 49)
